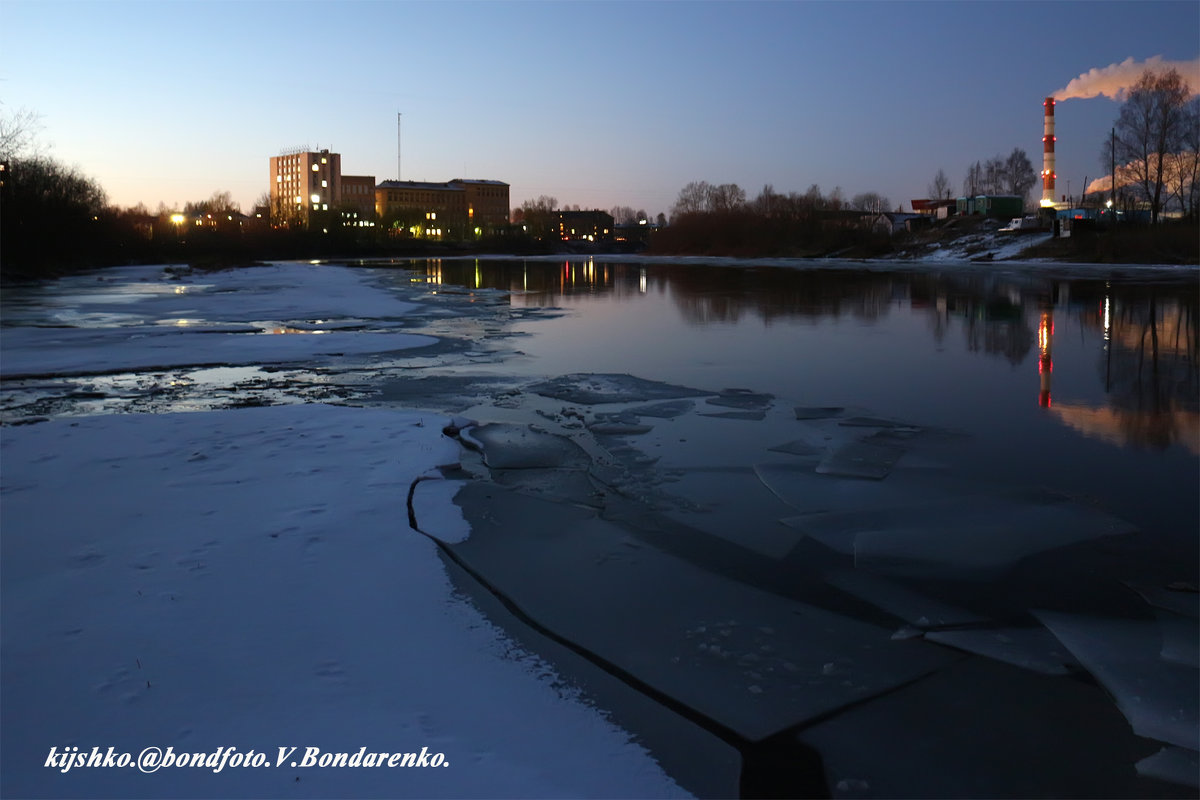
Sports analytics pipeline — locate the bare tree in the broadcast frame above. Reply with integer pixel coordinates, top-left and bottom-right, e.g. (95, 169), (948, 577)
(1166, 97), (1200, 219)
(1001, 148), (1037, 207)
(707, 183), (746, 212)
(851, 192), (890, 213)
(1111, 68), (1193, 223)
(0, 106), (43, 160)
(927, 169), (952, 200)
(962, 161), (984, 197)
(671, 181), (711, 218)
(609, 206), (636, 225)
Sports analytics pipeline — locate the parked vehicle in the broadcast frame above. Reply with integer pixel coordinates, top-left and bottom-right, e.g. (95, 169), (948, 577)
(999, 216), (1042, 232)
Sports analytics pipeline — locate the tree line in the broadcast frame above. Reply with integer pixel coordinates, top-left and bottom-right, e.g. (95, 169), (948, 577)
(650, 182), (895, 257)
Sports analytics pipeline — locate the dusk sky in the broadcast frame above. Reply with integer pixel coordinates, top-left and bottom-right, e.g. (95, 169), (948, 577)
(3, 0), (1198, 217)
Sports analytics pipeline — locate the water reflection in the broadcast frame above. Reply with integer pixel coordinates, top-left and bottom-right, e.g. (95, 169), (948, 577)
(1057, 288), (1200, 454)
(413, 259), (1198, 454)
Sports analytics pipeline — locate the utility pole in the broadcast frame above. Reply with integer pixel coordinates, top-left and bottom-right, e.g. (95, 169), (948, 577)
(1111, 128), (1116, 210)
(397, 112), (402, 181)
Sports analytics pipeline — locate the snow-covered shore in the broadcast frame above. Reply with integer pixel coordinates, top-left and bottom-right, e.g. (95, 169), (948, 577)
(1, 265), (688, 798)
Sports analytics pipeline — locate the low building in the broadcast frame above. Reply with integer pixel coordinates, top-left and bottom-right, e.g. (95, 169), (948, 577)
(375, 179), (509, 239)
(956, 195), (1025, 219)
(911, 198), (957, 220)
(340, 175), (377, 218)
(870, 212), (923, 235)
(555, 210), (614, 242)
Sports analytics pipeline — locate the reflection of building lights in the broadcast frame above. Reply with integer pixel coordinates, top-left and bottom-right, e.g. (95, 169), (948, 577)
(1102, 296), (1111, 342)
(639, 268), (647, 294)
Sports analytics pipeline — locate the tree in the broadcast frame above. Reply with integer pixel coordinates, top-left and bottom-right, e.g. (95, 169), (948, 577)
(0, 106), (43, 160)
(516, 195), (557, 238)
(927, 169), (952, 200)
(1165, 97), (1200, 219)
(1001, 148), (1037, 207)
(962, 162), (978, 197)
(851, 192), (890, 214)
(671, 181), (712, 217)
(1, 155), (109, 275)
(610, 205), (637, 225)
(707, 183), (745, 212)
(1110, 68), (1193, 223)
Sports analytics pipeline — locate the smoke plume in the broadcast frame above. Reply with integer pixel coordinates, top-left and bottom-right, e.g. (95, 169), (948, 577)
(1053, 55), (1200, 101)
(1085, 152), (1198, 195)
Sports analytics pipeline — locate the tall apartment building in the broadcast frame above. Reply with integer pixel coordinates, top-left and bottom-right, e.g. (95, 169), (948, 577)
(268, 148), (375, 229)
(269, 149), (339, 228)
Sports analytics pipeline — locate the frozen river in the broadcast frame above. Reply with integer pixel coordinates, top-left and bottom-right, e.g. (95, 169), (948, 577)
(2, 257), (1197, 798)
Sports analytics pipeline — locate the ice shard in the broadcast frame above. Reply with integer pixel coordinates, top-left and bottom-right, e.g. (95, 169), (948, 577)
(1035, 610), (1199, 751)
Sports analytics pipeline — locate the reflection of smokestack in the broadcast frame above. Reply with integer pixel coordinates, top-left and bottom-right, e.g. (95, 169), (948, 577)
(1038, 311), (1053, 408)
(1041, 97), (1056, 208)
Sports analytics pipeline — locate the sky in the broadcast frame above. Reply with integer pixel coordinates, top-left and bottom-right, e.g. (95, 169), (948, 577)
(3, 0), (1198, 217)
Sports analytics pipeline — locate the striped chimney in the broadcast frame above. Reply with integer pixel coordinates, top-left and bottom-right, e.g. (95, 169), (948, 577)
(1041, 97), (1056, 207)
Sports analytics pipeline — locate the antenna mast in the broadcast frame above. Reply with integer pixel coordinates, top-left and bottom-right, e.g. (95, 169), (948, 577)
(397, 112), (402, 181)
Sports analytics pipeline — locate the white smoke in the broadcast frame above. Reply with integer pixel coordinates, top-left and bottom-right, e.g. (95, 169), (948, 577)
(1085, 152), (1199, 195)
(1053, 55), (1200, 101)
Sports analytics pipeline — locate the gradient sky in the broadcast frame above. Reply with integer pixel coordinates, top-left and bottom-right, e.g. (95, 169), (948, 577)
(3, 0), (1197, 217)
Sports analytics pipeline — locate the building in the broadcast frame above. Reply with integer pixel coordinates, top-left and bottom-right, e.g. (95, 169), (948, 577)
(269, 149), (340, 228)
(955, 195), (1025, 219)
(555, 210), (614, 242)
(339, 174), (377, 228)
(268, 148), (376, 229)
(376, 179), (509, 239)
(911, 198), (957, 220)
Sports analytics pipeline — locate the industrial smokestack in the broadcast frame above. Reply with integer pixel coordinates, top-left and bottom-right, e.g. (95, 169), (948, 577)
(1041, 97), (1056, 208)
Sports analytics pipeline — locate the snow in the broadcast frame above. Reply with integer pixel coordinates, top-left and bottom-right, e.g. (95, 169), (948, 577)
(0, 263), (687, 799)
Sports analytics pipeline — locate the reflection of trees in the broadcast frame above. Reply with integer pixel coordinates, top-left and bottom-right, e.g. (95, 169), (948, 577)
(658, 266), (896, 326)
(963, 312), (1034, 365)
(1080, 289), (1200, 451)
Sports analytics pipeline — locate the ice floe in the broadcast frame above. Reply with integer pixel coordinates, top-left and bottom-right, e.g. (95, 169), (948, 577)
(1035, 610), (1199, 751)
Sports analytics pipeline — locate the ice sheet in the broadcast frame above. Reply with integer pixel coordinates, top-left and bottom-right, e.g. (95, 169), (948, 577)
(460, 422), (591, 469)
(1035, 611), (1199, 751)
(1136, 746), (1200, 788)
(410, 478), (472, 544)
(815, 441), (906, 480)
(528, 373), (709, 405)
(449, 483), (954, 742)
(1, 405), (684, 798)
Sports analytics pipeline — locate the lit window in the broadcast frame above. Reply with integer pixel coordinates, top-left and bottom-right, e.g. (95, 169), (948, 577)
(312, 164), (319, 172)
(321, 180), (327, 187)
(277, 175), (282, 182)
(311, 194), (320, 203)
